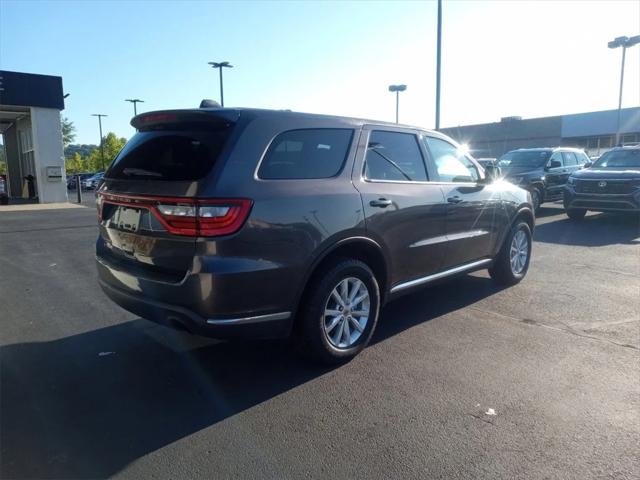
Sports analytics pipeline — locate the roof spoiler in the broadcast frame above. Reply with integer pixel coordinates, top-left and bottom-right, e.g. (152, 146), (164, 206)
(131, 109), (240, 129)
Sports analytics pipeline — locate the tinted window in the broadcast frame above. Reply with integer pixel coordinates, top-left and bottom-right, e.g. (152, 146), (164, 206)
(424, 137), (479, 182)
(108, 129), (231, 181)
(498, 150), (551, 168)
(593, 148), (640, 168)
(259, 129), (353, 179)
(562, 151), (578, 166)
(577, 152), (590, 164)
(364, 131), (427, 181)
(548, 151), (564, 167)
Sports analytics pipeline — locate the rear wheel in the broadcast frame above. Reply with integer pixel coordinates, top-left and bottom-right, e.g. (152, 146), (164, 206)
(566, 208), (587, 220)
(295, 259), (380, 364)
(489, 221), (532, 286)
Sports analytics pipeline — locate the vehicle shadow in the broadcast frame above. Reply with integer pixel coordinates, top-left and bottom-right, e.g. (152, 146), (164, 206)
(534, 212), (640, 246)
(1, 275), (503, 479)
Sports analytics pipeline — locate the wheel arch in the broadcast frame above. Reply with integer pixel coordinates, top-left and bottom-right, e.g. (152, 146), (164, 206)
(292, 236), (390, 322)
(493, 206), (535, 256)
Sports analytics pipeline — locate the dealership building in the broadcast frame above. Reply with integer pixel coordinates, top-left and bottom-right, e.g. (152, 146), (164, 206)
(441, 107), (640, 160)
(0, 70), (67, 203)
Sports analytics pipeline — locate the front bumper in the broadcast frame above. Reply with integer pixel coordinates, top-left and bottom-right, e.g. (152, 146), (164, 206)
(563, 187), (640, 212)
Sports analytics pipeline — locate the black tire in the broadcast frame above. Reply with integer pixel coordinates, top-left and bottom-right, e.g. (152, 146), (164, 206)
(530, 188), (542, 213)
(489, 221), (532, 286)
(566, 208), (587, 220)
(295, 259), (380, 364)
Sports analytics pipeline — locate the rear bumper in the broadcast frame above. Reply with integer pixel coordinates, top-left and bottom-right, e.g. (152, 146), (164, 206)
(563, 188), (640, 212)
(98, 278), (293, 339)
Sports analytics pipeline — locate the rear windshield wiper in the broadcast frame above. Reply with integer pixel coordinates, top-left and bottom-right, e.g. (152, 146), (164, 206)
(122, 168), (162, 178)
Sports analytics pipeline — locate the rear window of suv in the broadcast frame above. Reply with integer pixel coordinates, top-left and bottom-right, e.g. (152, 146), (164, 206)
(107, 128), (231, 181)
(259, 129), (353, 179)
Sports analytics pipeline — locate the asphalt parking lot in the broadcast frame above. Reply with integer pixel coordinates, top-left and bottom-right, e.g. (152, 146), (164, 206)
(1, 202), (638, 479)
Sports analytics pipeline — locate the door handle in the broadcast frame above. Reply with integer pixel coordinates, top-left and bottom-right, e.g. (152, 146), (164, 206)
(447, 196), (463, 204)
(369, 198), (392, 208)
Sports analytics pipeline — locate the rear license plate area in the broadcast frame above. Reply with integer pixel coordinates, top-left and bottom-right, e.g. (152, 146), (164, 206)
(113, 206), (142, 233)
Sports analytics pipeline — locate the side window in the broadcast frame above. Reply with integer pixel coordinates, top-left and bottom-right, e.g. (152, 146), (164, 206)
(364, 131), (428, 181)
(562, 151), (578, 166)
(423, 136), (479, 183)
(259, 129), (353, 179)
(548, 151), (564, 168)
(578, 152), (590, 164)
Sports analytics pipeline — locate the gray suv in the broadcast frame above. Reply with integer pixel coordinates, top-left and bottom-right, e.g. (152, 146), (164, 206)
(96, 107), (534, 363)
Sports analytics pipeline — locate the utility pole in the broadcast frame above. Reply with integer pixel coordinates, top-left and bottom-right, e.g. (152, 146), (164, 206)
(125, 98), (144, 116)
(388, 85), (407, 124)
(608, 35), (640, 145)
(208, 61), (233, 106)
(435, 0), (442, 130)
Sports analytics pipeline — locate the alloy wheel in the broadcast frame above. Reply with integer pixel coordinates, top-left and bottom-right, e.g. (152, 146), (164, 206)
(323, 277), (370, 349)
(510, 229), (529, 275)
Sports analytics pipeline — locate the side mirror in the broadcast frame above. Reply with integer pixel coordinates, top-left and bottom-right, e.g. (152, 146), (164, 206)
(583, 161), (592, 168)
(483, 164), (501, 182)
(547, 159), (562, 169)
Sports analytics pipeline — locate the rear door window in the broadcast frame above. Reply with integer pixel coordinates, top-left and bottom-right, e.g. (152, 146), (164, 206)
(107, 128), (231, 181)
(562, 152), (578, 166)
(364, 131), (428, 181)
(259, 129), (353, 179)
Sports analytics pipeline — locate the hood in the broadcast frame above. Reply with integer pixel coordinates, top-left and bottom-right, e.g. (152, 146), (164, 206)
(572, 168), (640, 180)
(500, 166), (543, 177)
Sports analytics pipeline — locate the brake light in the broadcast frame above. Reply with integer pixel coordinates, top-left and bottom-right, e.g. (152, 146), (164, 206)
(98, 193), (252, 237)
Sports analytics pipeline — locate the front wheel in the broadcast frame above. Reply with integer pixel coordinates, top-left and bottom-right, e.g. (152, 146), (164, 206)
(529, 188), (542, 213)
(295, 259), (380, 364)
(489, 221), (532, 286)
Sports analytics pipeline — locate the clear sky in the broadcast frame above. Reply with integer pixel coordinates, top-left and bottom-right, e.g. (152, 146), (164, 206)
(1, 0), (639, 144)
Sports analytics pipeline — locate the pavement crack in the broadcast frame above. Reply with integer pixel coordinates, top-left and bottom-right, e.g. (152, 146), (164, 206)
(468, 413), (495, 426)
(470, 306), (640, 351)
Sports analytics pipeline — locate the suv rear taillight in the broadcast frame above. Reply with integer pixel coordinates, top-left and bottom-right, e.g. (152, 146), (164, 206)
(98, 193), (252, 237)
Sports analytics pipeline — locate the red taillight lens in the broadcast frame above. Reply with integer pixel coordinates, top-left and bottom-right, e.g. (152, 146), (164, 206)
(98, 193), (252, 237)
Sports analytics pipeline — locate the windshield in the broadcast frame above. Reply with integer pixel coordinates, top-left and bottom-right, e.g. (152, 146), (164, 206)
(592, 149), (640, 168)
(498, 150), (551, 168)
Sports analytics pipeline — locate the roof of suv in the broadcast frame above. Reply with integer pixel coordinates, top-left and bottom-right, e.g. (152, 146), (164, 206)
(131, 106), (434, 133)
(509, 147), (584, 152)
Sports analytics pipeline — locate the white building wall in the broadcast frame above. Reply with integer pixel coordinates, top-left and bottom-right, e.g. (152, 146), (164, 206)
(30, 106), (67, 203)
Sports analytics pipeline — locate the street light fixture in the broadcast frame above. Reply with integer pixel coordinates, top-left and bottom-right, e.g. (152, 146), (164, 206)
(388, 84), (407, 124)
(608, 34), (640, 145)
(125, 98), (144, 116)
(91, 114), (107, 171)
(208, 61), (233, 107)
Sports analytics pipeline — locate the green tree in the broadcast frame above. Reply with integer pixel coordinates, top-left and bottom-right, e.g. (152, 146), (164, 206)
(86, 132), (127, 171)
(0, 144), (6, 175)
(62, 117), (76, 147)
(65, 152), (83, 174)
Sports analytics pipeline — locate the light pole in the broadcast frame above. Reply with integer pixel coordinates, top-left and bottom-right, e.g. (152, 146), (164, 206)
(388, 85), (407, 124)
(435, 0), (442, 130)
(91, 114), (107, 171)
(125, 98), (144, 116)
(208, 61), (233, 106)
(608, 35), (640, 145)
